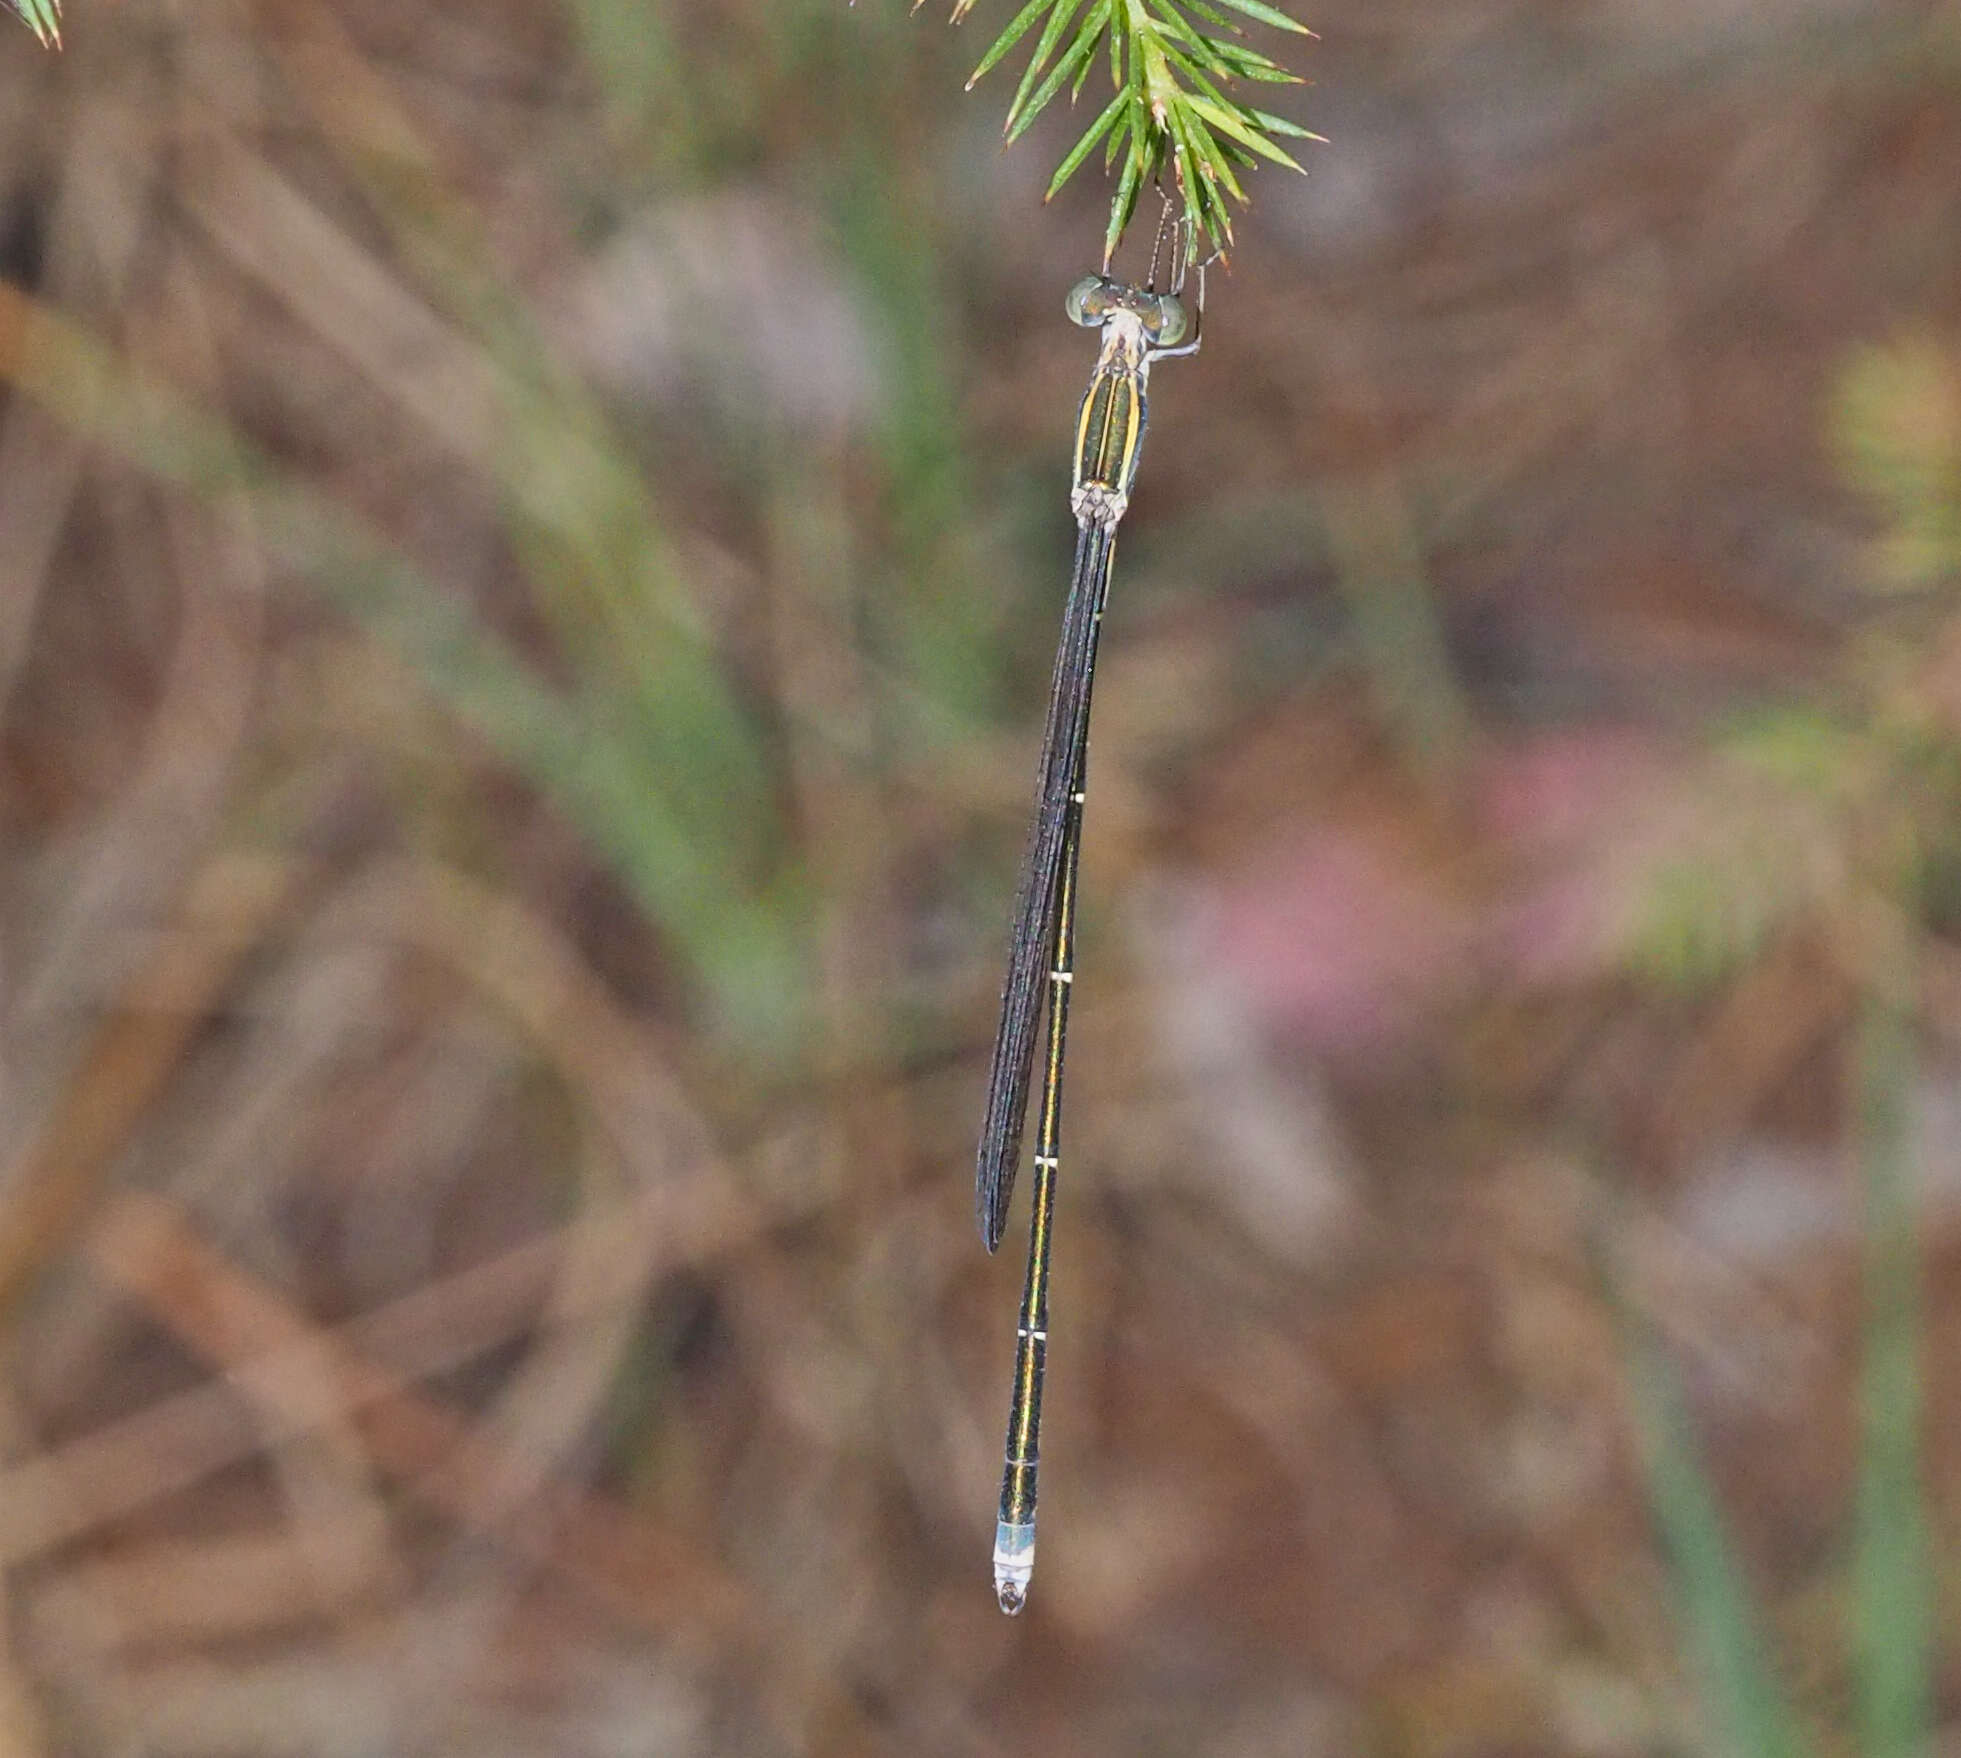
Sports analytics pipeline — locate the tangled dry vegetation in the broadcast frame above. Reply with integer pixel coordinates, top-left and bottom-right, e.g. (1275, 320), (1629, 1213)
(0, 0), (1958, 1753)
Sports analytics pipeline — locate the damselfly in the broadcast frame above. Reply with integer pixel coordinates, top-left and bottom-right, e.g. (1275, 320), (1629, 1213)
(978, 236), (1205, 1615)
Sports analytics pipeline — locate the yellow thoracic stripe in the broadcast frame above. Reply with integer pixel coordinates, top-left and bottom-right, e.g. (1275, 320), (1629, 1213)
(1071, 324), (1149, 529)
(1076, 370), (1139, 493)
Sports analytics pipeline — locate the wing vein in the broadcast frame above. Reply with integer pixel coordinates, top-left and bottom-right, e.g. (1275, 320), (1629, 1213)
(975, 521), (1113, 1250)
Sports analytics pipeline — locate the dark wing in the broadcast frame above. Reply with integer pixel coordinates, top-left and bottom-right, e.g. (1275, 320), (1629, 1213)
(975, 521), (1113, 1251)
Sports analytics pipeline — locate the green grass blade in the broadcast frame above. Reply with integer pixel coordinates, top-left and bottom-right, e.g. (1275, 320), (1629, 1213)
(967, 0), (1057, 88)
(1047, 87), (1129, 199)
(1202, 0), (1312, 31)
(1179, 0), (1241, 32)
(1215, 46), (1302, 81)
(1854, 984), (1935, 1758)
(1147, 0), (1232, 68)
(5, 0), (60, 46)
(999, 0), (1085, 129)
(1072, 26), (1100, 99)
(1187, 93), (1306, 170)
(1104, 97), (1128, 168)
(1172, 100), (1248, 203)
(1161, 47), (1232, 108)
(1251, 106), (1326, 137)
(1005, 7), (1105, 144)
(1599, 1238), (1815, 1758)
(1102, 146), (1144, 267)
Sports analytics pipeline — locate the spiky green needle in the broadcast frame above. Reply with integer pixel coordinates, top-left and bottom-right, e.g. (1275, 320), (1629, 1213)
(5, 0), (61, 48)
(937, 0), (1319, 264)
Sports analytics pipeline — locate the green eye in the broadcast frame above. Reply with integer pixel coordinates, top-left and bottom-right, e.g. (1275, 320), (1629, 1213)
(1148, 295), (1189, 348)
(1065, 275), (1112, 327)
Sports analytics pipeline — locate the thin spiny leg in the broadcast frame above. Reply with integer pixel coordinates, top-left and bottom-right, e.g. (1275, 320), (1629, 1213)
(1147, 248), (1220, 364)
(1145, 189), (1175, 291)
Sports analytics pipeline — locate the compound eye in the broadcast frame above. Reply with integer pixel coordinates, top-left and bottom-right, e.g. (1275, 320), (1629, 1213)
(1065, 274), (1112, 327)
(1148, 293), (1190, 348)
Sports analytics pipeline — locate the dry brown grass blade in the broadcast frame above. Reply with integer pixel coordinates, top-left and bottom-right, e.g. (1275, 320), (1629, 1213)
(0, 855), (303, 1315)
(19, 252), (268, 1037)
(85, 1192), (751, 1653)
(83, 1195), (906, 1758)
(3, 843), (900, 1747)
(321, 859), (721, 1177)
(175, 128), (500, 466)
(1647, 940), (1847, 1167)
(0, 92), (156, 710)
(0, 1173), (764, 1567)
(27, 1525), (398, 1656)
(0, 851), (766, 1562)
(247, 0), (447, 181)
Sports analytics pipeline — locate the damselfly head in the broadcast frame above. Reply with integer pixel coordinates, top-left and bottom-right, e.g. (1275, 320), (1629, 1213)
(1146, 293), (1190, 348)
(1064, 273), (1120, 328)
(1065, 274), (1190, 348)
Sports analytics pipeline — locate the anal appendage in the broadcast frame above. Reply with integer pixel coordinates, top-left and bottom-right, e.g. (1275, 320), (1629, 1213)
(994, 1519), (1035, 1615)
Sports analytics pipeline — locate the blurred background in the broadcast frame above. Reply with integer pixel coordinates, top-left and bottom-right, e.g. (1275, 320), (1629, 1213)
(0, 0), (1958, 1752)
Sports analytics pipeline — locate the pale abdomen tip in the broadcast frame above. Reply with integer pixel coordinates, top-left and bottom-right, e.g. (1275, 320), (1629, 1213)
(993, 1520), (1034, 1615)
